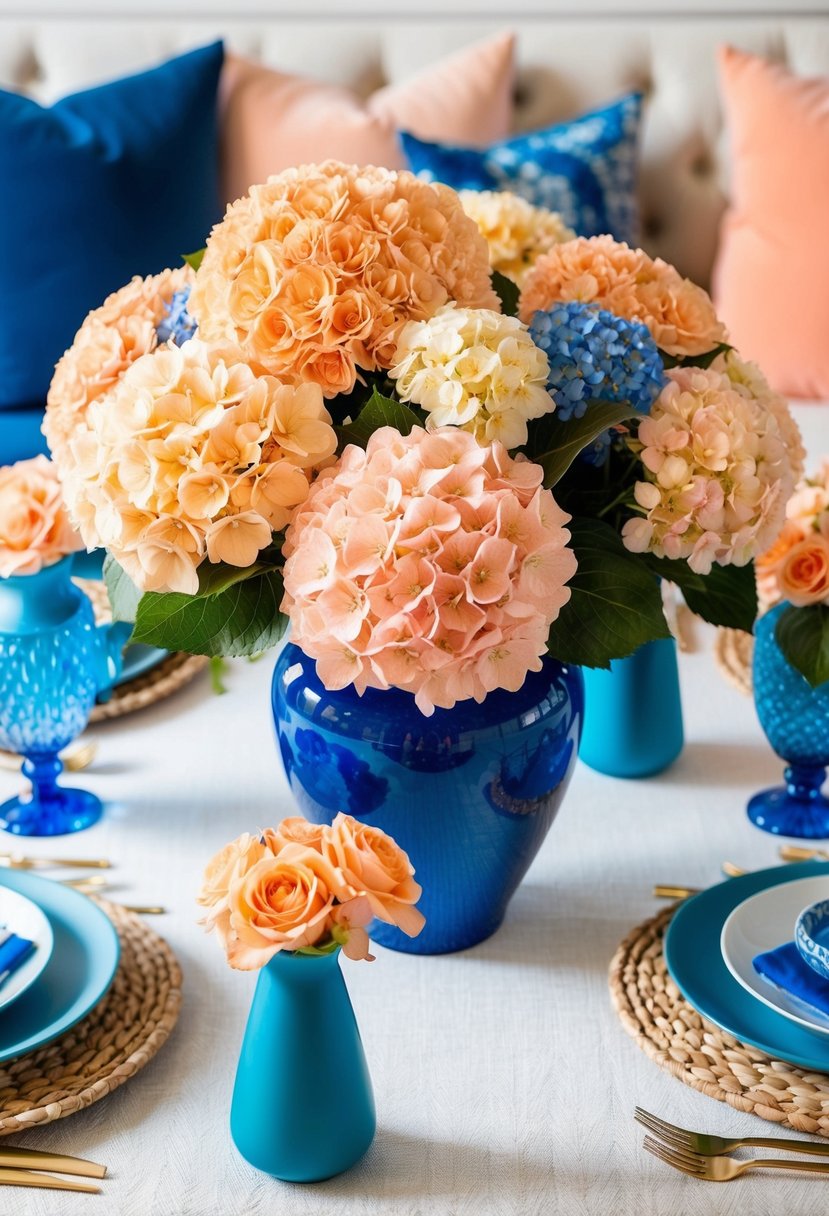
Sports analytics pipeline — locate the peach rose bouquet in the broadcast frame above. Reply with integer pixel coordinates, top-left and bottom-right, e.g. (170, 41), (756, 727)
(42, 165), (802, 683)
(0, 456), (82, 578)
(754, 462), (829, 688)
(198, 813), (425, 967)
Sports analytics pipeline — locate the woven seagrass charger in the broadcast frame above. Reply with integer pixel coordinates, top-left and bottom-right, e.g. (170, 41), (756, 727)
(0, 900), (182, 1134)
(610, 905), (829, 1137)
(713, 628), (754, 697)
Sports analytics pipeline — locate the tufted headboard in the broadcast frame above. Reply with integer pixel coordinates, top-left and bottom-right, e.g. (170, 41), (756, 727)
(2, 2), (829, 285)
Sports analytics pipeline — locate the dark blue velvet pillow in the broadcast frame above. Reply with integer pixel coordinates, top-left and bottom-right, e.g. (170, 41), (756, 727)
(0, 41), (223, 461)
(400, 92), (642, 246)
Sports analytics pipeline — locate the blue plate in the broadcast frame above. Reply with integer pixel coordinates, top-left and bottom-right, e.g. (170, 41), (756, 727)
(0, 869), (120, 1062)
(115, 642), (168, 688)
(665, 860), (829, 1072)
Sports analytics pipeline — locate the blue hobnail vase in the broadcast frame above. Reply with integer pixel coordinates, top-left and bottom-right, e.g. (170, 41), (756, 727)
(748, 602), (829, 838)
(272, 643), (584, 955)
(579, 637), (684, 778)
(230, 948), (375, 1182)
(0, 556), (130, 835)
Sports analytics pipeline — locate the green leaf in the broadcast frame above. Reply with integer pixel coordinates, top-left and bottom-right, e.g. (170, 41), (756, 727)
(492, 270), (520, 317)
(775, 603), (829, 689)
(660, 342), (731, 371)
(209, 656), (228, 696)
(336, 387), (421, 449)
(295, 939), (341, 957)
(131, 569), (289, 658)
(182, 248), (205, 272)
(103, 556), (140, 628)
(641, 553), (758, 633)
(524, 401), (638, 488)
(547, 517), (670, 668)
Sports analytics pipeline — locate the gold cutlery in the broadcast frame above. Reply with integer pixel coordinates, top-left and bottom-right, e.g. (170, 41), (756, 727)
(0, 1167), (101, 1193)
(0, 740), (98, 775)
(0, 1145), (105, 1179)
(721, 861), (747, 877)
(0, 854), (111, 870)
(61, 876), (109, 890)
(123, 905), (167, 916)
(636, 1107), (829, 1157)
(643, 1135), (829, 1181)
(653, 883), (699, 900)
(780, 844), (829, 863)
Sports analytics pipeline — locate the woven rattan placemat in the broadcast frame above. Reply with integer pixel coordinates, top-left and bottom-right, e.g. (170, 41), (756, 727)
(0, 900), (182, 1134)
(713, 628), (753, 697)
(609, 906), (829, 1136)
(74, 577), (209, 721)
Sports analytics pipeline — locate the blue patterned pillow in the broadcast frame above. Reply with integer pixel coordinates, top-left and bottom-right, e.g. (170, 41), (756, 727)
(400, 92), (642, 245)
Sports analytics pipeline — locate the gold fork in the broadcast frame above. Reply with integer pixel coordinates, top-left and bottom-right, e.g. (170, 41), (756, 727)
(780, 844), (829, 862)
(643, 1136), (829, 1181)
(0, 740), (98, 775)
(635, 1107), (829, 1157)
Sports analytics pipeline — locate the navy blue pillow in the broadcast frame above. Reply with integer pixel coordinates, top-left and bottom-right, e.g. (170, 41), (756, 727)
(400, 92), (642, 247)
(0, 41), (223, 457)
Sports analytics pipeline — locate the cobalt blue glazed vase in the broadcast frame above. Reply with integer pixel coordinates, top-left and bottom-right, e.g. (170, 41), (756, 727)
(748, 602), (829, 838)
(0, 556), (129, 835)
(579, 637), (684, 778)
(230, 948), (375, 1182)
(272, 643), (584, 954)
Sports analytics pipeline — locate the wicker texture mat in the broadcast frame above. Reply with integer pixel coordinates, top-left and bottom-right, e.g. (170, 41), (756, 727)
(609, 906), (829, 1137)
(713, 628), (753, 697)
(0, 900), (182, 1134)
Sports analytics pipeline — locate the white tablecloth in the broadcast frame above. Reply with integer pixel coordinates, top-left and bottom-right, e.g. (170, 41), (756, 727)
(1, 406), (827, 1216)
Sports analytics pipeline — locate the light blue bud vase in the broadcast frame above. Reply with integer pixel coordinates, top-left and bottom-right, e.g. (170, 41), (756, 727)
(579, 637), (684, 778)
(0, 555), (130, 835)
(230, 948), (376, 1182)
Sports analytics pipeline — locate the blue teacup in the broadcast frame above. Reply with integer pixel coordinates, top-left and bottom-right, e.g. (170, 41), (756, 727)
(795, 899), (829, 982)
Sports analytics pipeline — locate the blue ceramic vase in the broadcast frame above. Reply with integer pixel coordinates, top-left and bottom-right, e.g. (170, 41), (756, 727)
(0, 556), (129, 835)
(230, 948), (375, 1182)
(272, 644), (584, 954)
(579, 637), (684, 778)
(748, 602), (829, 838)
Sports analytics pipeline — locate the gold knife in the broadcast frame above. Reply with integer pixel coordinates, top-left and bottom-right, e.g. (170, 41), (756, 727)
(0, 1146), (105, 1179)
(0, 1167), (101, 1193)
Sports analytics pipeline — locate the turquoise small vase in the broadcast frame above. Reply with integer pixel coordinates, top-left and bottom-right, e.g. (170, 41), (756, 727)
(230, 948), (376, 1182)
(0, 556), (129, 835)
(579, 637), (684, 778)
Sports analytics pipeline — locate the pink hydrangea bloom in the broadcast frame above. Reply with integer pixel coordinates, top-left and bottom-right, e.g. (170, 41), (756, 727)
(282, 426), (577, 716)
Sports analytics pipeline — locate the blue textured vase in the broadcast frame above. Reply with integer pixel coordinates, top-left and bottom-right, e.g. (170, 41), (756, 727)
(272, 644), (584, 954)
(0, 556), (129, 835)
(230, 948), (375, 1182)
(579, 637), (684, 778)
(748, 602), (829, 838)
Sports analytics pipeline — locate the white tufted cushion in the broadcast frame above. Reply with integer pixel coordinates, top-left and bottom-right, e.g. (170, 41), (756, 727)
(1, 10), (828, 284)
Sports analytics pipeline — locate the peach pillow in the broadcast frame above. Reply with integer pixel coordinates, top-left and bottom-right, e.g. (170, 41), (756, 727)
(714, 46), (829, 399)
(221, 33), (515, 205)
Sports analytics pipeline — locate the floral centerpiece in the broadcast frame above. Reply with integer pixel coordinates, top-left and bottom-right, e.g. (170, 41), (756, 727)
(199, 812), (423, 1181)
(44, 163), (803, 946)
(0, 456), (82, 578)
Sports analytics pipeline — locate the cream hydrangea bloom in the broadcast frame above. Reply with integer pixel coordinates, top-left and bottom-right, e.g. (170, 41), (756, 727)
(622, 363), (801, 574)
(390, 306), (553, 449)
(460, 190), (575, 286)
(60, 339), (337, 595)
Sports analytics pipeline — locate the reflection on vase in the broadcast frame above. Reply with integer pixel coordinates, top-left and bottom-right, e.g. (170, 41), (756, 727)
(748, 602), (829, 838)
(272, 643), (584, 954)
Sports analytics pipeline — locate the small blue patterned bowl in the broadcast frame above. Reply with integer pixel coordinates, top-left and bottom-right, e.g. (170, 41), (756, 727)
(795, 899), (829, 981)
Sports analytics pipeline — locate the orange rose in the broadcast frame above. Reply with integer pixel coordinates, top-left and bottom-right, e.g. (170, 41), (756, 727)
(755, 520), (805, 609)
(265, 817), (327, 853)
(777, 536), (829, 607)
(322, 813), (425, 938)
(225, 847), (338, 970)
(197, 832), (271, 945)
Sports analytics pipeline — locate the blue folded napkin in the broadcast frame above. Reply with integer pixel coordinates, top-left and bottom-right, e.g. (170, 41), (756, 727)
(753, 941), (829, 1017)
(0, 929), (35, 989)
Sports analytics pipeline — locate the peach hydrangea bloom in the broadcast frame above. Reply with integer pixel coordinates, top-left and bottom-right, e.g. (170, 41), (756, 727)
(59, 339), (337, 595)
(622, 364), (801, 574)
(0, 456), (82, 578)
(459, 190), (575, 286)
(45, 266), (194, 466)
(390, 305), (553, 449)
(198, 814), (423, 968)
(519, 235), (727, 358)
(190, 162), (498, 397)
(281, 425), (577, 716)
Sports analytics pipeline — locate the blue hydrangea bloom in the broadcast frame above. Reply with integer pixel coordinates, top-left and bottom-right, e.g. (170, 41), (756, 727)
(529, 302), (665, 422)
(156, 287), (197, 346)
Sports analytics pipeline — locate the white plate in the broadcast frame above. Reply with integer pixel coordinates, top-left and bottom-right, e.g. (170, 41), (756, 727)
(0, 887), (54, 1014)
(721, 875), (829, 1036)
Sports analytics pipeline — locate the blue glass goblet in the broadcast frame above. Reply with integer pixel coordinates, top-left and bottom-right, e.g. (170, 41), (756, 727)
(0, 557), (128, 836)
(748, 603), (829, 838)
